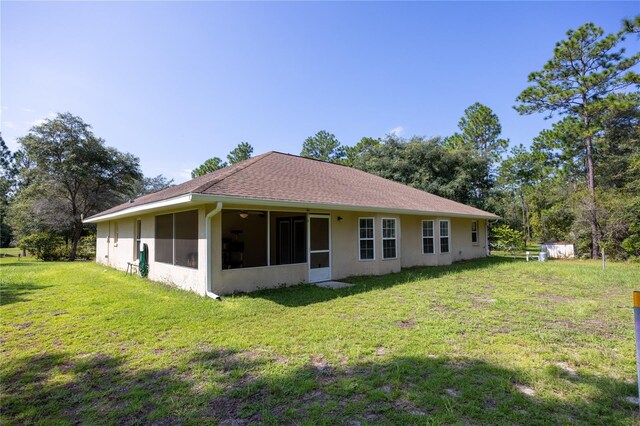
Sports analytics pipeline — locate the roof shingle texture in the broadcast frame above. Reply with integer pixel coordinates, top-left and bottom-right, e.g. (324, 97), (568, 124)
(88, 152), (498, 219)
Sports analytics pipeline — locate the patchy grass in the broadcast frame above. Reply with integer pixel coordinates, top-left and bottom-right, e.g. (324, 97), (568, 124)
(1, 251), (639, 425)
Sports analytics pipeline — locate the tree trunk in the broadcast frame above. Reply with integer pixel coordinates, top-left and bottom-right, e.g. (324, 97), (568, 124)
(583, 110), (599, 259)
(69, 219), (83, 261)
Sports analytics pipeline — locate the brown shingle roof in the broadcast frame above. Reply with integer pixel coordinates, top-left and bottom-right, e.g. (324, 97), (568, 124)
(86, 151), (498, 220)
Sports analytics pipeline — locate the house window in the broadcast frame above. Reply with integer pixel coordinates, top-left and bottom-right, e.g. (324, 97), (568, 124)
(358, 218), (375, 260)
(382, 218), (397, 259)
(422, 220), (435, 254)
(135, 219), (142, 259)
(113, 222), (119, 245)
(471, 220), (478, 245)
(155, 210), (198, 269)
(439, 220), (450, 254)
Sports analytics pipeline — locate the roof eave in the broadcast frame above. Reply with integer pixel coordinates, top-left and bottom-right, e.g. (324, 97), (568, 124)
(197, 194), (500, 219)
(84, 192), (499, 223)
(83, 194), (194, 223)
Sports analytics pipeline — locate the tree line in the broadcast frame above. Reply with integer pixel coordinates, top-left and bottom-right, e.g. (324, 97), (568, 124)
(295, 19), (640, 260)
(2, 18), (638, 260)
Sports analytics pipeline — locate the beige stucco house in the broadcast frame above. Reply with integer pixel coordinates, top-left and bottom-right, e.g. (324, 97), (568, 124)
(85, 152), (498, 298)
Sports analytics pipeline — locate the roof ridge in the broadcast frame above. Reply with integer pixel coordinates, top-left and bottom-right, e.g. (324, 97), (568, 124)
(270, 150), (359, 171)
(193, 151), (275, 194)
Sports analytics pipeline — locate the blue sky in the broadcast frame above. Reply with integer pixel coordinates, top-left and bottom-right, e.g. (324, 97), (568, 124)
(2, 2), (637, 182)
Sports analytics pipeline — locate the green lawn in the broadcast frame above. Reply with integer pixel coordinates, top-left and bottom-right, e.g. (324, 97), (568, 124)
(1, 251), (639, 425)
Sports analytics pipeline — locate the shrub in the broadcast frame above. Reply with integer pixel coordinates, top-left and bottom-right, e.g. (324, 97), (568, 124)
(492, 224), (525, 255)
(18, 233), (64, 261)
(76, 235), (96, 260)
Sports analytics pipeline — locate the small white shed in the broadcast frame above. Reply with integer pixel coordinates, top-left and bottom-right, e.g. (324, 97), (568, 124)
(541, 242), (575, 259)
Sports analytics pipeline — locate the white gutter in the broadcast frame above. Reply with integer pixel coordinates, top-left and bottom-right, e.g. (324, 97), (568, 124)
(190, 194), (500, 220)
(205, 201), (223, 300)
(84, 192), (500, 224)
(83, 194), (193, 223)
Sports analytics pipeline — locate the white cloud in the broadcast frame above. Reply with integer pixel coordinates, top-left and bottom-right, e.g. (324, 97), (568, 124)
(389, 126), (404, 136)
(21, 107), (35, 113)
(177, 169), (192, 180)
(29, 119), (47, 127)
(28, 112), (56, 127)
(2, 121), (16, 130)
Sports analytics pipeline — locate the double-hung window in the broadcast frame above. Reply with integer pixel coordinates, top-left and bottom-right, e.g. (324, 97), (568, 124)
(135, 219), (142, 259)
(113, 222), (119, 245)
(471, 220), (478, 245)
(358, 218), (375, 260)
(382, 218), (397, 259)
(439, 220), (450, 254)
(422, 220), (435, 254)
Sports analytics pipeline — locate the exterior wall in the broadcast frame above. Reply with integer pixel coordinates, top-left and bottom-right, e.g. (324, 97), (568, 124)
(95, 219), (135, 271)
(450, 217), (487, 262)
(95, 207), (207, 296)
(94, 202), (489, 296)
(330, 211), (402, 280)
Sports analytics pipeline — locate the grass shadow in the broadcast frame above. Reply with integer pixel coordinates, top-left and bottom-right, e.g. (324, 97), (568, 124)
(0, 282), (50, 306)
(1, 350), (635, 424)
(252, 256), (520, 307)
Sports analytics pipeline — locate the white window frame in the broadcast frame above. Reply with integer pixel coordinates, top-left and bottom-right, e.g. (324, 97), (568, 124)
(155, 209), (199, 269)
(421, 220), (435, 255)
(471, 220), (478, 245)
(382, 217), (398, 260)
(113, 221), (119, 246)
(135, 218), (142, 260)
(358, 217), (376, 261)
(439, 219), (450, 254)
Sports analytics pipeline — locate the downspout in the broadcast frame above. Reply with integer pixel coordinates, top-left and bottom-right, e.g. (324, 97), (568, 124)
(205, 202), (223, 300)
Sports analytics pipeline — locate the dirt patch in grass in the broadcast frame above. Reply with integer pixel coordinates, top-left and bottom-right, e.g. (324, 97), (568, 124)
(393, 397), (431, 416)
(536, 293), (576, 303)
(14, 321), (33, 329)
(311, 354), (330, 372)
(397, 318), (416, 329)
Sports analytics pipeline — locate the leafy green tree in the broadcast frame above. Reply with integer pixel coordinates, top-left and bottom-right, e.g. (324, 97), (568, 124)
(444, 103), (508, 208)
(227, 142), (253, 165)
(444, 102), (509, 163)
(342, 137), (381, 167)
(623, 15), (640, 35)
(353, 135), (489, 206)
(301, 130), (346, 162)
(131, 174), (174, 198)
(0, 135), (17, 247)
(191, 157), (227, 178)
(9, 113), (142, 260)
(515, 21), (640, 258)
(497, 145), (546, 246)
(492, 224), (525, 255)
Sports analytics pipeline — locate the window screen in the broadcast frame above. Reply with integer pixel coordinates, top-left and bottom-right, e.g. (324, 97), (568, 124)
(382, 218), (397, 259)
(359, 218), (374, 260)
(135, 219), (142, 260)
(422, 220), (435, 254)
(174, 210), (198, 268)
(439, 220), (450, 253)
(471, 221), (478, 244)
(155, 214), (173, 264)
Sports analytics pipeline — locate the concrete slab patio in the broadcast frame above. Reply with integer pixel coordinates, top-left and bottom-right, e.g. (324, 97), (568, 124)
(314, 281), (354, 289)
